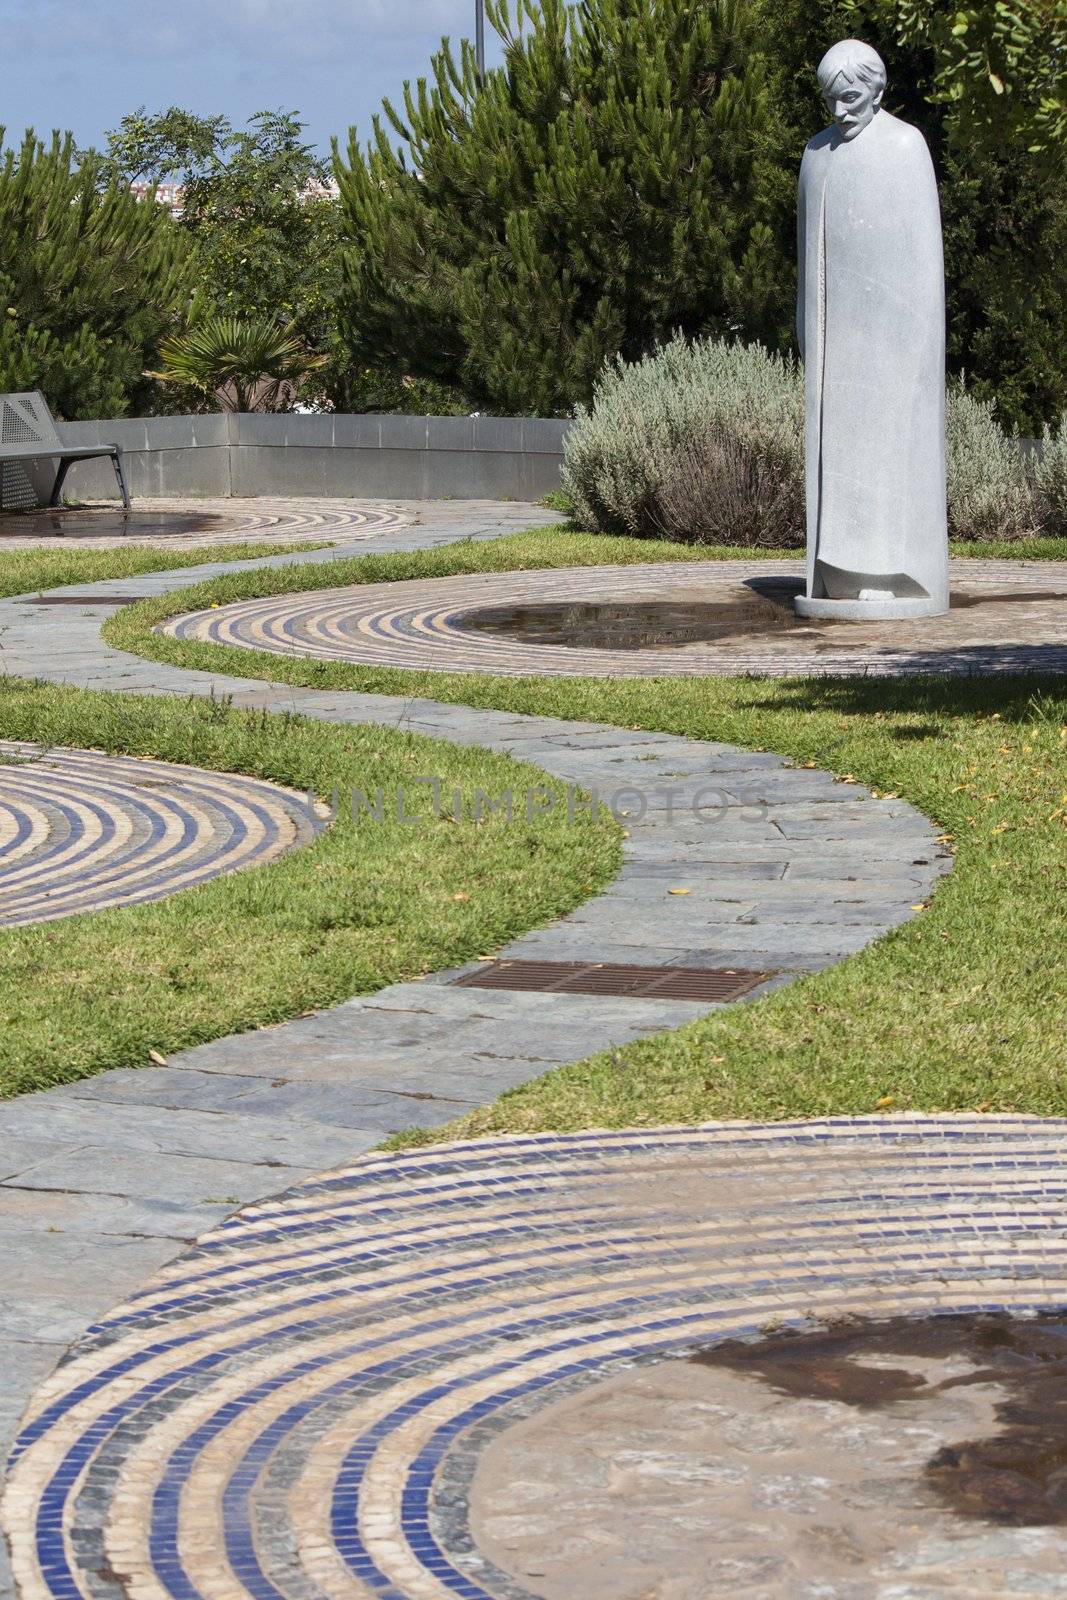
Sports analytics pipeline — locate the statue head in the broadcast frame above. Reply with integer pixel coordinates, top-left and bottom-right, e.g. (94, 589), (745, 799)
(817, 40), (886, 140)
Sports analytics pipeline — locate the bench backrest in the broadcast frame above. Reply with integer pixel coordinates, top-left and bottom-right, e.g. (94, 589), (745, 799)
(0, 392), (61, 452)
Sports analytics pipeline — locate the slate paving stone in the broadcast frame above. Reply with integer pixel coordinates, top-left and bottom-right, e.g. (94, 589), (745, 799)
(0, 1186), (232, 1240)
(54, 1067), (283, 1110)
(0, 1341), (62, 1437)
(9, 1146), (317, 1205)
(0, 1237), (179, 1343)
(0, 1099), (365, 1170)
(0, 1139), (85, 1184)
(224, 1081), (480, 1131)
(618, 860), (790, 880)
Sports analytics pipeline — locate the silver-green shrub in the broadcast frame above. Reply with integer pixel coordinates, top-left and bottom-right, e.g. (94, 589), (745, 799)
(1034, 416), (1067, 539)
(562, 336), (804, 545)
(565, 335), (1045, 546)
(945, 382), (1039, 541)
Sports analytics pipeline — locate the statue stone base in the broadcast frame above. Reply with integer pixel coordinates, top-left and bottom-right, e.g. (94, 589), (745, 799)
(795, 594), (947, 621)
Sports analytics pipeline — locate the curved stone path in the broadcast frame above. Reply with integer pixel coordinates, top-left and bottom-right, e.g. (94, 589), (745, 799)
(0, 497), (414, 549)
(6, 498), (1056, 1598)
(162, 557), (1067, 677)
(0, 742), (326, 927)
(7, 1117), (1067, 1600)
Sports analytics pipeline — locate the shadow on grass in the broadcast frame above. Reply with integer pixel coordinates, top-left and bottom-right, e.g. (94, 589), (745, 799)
(741, 673), (1067, 726)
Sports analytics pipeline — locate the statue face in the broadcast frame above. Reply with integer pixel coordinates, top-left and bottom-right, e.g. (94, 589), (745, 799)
(824, 70), (882, 139)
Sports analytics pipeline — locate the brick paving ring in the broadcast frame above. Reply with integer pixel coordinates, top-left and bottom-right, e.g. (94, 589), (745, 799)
(7, 1117), (1067, 1600)
(0, 742), (327, 925)
(161, 557), (1067, 676)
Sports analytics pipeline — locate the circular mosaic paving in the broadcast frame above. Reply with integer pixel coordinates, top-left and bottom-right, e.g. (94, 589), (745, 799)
(0, 743), (327, 926)
(160, 559), (1067, 676)
(7, 1117), (1067, 1600)
(0, 498), (413, 549)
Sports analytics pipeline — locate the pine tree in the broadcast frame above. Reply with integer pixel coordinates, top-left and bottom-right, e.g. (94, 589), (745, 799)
(336, 0), (791, 416)
(0, 130), (191, 418)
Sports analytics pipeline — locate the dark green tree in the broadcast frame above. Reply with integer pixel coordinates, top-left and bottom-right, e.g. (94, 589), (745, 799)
(336, 0), (792, 416)
(0, 130), (191, 418)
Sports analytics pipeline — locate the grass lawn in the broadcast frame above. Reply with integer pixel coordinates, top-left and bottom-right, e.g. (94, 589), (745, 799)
(0, 679), (620, 1099)
(105, 527), (1067, 1131)
(0, 539), (329, 600)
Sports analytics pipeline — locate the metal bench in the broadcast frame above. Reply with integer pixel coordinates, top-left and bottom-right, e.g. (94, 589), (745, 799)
(0, 391), (130, 510)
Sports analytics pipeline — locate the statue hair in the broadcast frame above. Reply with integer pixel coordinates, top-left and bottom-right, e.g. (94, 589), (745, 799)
(816, 40), (887, 96)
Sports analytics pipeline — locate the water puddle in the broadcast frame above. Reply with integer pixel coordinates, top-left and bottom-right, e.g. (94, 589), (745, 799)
(0, 510), (226, 539)
(455, 582), (804, 649)
(694, 1311), (1067, 1526)
(454, 584), (1063, 651)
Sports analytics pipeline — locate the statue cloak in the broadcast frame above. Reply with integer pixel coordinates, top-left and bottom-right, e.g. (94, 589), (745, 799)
(797, 109), (948, 610)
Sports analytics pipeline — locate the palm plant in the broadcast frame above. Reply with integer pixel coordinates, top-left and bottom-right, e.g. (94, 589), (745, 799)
(151, 314), (326, 412)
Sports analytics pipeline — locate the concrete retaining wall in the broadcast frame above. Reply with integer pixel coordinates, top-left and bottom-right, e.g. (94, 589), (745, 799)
(44, 413), (571, 503)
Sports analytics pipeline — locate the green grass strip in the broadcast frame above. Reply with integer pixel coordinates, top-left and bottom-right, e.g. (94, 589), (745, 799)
(0, 540), (330, 600)
(0, 680), (620, 1099)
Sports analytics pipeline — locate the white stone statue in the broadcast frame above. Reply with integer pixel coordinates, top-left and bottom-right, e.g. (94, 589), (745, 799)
(795, 39), (949, 620)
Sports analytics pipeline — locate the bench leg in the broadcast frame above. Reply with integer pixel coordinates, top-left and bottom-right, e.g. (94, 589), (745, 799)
(49, 459), (72, 507)
(111, 450), (131, 511)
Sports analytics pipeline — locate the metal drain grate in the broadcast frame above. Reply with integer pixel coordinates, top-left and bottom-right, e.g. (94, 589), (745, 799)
(452, 960), (775, 1002)
(28, 594), (151, 606)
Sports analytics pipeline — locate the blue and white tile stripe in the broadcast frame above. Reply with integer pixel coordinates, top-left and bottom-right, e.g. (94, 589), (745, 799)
(0, 743), (327, 926)
(5, 1117), (1067, 1600)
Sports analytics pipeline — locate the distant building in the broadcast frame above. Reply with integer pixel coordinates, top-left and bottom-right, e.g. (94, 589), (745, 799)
(128, 178), (338, 218)
(302, 178), (341, 202)
(128, 181), (186, 218)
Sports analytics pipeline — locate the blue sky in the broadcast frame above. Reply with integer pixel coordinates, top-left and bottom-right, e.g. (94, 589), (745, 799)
(0, 0), (507, 160)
